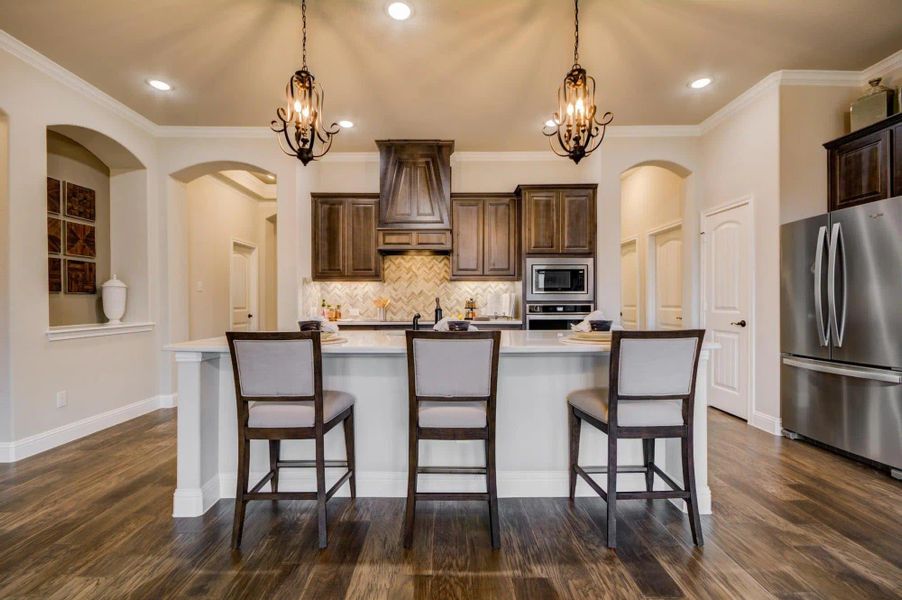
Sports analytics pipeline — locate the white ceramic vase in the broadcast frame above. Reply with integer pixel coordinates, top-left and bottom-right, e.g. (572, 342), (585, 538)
(101, 274), (127, 324)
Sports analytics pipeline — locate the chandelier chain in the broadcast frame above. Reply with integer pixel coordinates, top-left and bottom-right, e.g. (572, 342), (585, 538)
(573, 0), (579, 65)
(301, 0), (307, 68)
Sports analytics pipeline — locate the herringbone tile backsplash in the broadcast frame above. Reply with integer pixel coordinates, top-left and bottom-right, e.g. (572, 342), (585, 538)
(303, 255), (519, 320)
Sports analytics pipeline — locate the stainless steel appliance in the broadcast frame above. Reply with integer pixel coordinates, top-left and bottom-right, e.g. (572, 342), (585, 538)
(525, 257), (594, 303)
(525, 303), (593, 330)
(780, 195), (902, 474)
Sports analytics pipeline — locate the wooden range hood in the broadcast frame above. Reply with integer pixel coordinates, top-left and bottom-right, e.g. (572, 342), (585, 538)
(376, 139), (453, 252)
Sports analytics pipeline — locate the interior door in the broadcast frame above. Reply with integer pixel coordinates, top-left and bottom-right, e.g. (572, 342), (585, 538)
(230, 243), (257, 331)
(653, 226), (683, 329)
(703, 203), (751, 419)
(620, 240), (639, 329)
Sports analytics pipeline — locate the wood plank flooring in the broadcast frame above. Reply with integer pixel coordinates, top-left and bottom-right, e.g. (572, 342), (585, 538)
(0, 408), (900, 599)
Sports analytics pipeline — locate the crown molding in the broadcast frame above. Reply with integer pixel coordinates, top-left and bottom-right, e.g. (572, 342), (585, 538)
(319, 152), (379, 163)
(779, 69), (861, 86)
(453, 151), (559, 162)
(699, 72), (783, 134)
(861, 49), (902, 84)
(0, 29), (158, 135)
(607, 125), (701, 138)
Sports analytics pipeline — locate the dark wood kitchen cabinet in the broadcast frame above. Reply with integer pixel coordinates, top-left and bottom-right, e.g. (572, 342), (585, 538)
(825, 112), (902, 211)
(517, 184), (596, 255)
(312, 194), (381, 281)
(451, 194), (519, 280)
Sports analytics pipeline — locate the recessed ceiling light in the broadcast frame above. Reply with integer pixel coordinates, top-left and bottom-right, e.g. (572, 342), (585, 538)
(544, 119), (557, 128)
(387, 2), (412, 20)
(689, 77), (712, 89)
(338, 120), (354, 128)
(147, 79), (172, 91)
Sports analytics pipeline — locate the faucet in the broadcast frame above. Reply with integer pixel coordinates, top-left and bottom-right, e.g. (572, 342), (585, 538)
(412, 312), (421, 331)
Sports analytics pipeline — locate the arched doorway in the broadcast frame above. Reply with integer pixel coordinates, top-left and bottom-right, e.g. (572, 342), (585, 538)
(619, 161), (692, 330)
(169, 162), (278, 341)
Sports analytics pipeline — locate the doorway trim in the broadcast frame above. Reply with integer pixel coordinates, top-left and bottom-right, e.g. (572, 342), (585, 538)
(645, 219), (683, 329)
(699, 195), (757, 428)
(230, 238), (259, 332)
(619, 236), (640, 329)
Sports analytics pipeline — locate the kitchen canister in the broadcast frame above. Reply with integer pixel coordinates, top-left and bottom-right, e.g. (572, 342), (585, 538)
(101, 274), (127, 324)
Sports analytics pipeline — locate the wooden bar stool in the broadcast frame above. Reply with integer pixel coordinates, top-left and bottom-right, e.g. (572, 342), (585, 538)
(567, 329), (706, 548)
(403, 330), (502, 549)
(226, 331), (356, 550)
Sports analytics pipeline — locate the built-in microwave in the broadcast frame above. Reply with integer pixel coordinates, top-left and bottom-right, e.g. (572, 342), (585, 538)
(525, 257), (594, 302)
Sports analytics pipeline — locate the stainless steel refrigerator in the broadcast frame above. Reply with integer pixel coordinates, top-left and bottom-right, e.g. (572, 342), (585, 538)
(780, 195), (901, 474)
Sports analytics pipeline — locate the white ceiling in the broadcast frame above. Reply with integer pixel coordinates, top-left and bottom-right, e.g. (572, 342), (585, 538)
(1, 0), (900, 150)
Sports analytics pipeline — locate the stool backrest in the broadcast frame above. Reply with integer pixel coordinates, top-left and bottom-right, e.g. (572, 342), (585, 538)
(226, 331), (324, 426)
(609, 330), (705, 427)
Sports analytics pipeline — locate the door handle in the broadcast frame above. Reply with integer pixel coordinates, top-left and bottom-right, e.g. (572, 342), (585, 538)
(247, 313), (254, 319)
(730, 320), (747, 327)
(813, 225), (829, 346)
(827, 223), (846, 347)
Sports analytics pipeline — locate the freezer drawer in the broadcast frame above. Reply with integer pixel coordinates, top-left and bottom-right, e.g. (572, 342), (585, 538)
(781, 356), (902, 469)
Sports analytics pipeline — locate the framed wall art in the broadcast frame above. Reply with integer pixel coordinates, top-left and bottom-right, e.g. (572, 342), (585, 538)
(64, 182), (96, 221)
(65, 221), (96, 258)
(48, 257), (62, 293)
(47, 177), (61, 214)
(48, 217), (62, 254)
(65, 259), (96, 294)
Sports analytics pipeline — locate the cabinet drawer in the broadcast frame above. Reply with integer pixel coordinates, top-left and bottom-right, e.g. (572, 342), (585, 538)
(377, 230), (451, 250)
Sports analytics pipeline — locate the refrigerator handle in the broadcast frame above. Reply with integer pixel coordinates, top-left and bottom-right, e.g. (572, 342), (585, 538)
(782, 356), (902, 384)
(813, 225), (829, 347)
(827, 222), (847, 347)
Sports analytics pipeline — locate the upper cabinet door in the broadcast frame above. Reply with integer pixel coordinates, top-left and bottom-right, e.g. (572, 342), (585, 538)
(346, 198), (381, 280)
(559, 188), (595, 254)
(523, 189), (560, 254)
(483, 197), (518, 278)
(828, 128), (891, 211)
(313, 197), (346, 279)
(451, 198), (484, 278)
(893, 123), (902, 198)
(377, 140), (453, 229)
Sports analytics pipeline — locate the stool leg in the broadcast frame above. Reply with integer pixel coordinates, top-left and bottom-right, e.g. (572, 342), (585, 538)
(315, 434), (328, 549)
(268, 440), (280, 493)
(681, 435), (704, 546)
(344, 408), (356, 499)
(642, 438), (655, 493)
(606, 435), (618, 549)
(568, 407), (581, 501)
(231, 438), (250, 549)
(403, 428), (418, 548)
(486, 434), (500, 549)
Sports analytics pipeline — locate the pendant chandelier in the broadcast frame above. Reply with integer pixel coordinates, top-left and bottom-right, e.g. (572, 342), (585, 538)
(271, 0), (340, 165)
(543, 0), (613, 164)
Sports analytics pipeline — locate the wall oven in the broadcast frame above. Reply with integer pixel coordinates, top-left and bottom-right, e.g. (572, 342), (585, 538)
(525, 257), (594, 303)
(525, 303), (594, 331)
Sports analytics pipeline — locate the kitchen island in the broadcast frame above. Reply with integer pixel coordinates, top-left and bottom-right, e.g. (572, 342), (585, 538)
(166, 331), (715, 518)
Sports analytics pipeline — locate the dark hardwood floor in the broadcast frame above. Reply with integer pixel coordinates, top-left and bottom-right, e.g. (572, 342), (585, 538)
(1, 408), (900, 599)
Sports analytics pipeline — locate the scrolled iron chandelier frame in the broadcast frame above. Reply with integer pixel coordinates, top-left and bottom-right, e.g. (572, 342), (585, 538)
(272, 0), (340, 165)
(543, 0), (613, 164)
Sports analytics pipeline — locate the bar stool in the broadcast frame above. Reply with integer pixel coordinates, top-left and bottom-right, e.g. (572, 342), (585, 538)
(403, 330), (502, 549)
(226, 331), (356, 550)
(567, 329), (706, 548)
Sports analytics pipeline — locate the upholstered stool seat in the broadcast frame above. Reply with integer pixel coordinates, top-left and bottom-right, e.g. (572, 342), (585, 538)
(566, 388), (683, 427)
(249, 390), (355, 428)
(418, 401), (487, 428)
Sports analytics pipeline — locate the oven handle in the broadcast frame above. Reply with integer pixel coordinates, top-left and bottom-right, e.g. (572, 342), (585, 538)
(526, 314), (591, 320)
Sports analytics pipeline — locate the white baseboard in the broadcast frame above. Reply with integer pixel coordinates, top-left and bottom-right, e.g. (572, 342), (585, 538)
(172, 469), (714, 519)
(750, 411), (782, 436)
(0, 394), (175, 463)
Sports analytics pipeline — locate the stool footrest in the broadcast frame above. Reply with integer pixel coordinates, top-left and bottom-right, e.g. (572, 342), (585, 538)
(581, 465), (648, 474)
(417, 466), (487, 475)
(415, 492), (489, 501)
(277, 459), (348, 469)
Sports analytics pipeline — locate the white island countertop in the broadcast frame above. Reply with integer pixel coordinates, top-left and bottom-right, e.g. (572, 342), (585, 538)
(166, 330), (636, 355)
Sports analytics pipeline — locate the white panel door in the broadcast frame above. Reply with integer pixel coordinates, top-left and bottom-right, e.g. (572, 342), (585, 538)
(703, 203), (751, 419)
(620, 240), (639, 329)
(230, 242), (257, 331)
(653, 227), (683, 329)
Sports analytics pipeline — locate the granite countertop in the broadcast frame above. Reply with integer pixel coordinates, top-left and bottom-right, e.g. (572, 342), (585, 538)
(336, 318), (523, 326)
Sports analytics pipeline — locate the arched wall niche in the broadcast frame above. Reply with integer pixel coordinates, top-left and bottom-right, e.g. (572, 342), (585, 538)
(167, 160), (279, 346)
(618, 159), (696, 330)
(45, 124), (150, 326)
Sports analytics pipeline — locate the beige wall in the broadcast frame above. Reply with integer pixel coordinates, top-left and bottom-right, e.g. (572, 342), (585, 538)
(186, 174), (276, 340)
(46, 131), (111, 326)
(620, 165), (686, 328)
(700, 85), (782, 430)
(0, 112), (10, 443)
